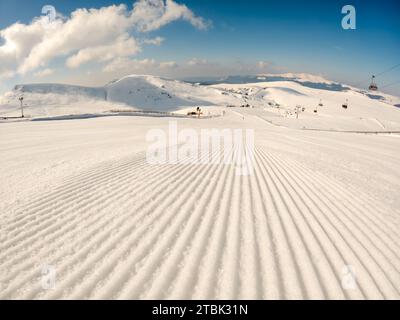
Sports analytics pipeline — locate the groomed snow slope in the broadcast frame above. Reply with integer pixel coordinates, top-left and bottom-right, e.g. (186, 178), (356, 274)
(0, 111), (399, 300)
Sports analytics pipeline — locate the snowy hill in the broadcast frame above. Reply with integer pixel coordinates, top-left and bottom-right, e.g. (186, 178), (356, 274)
(105, 75), (239, 110)
(211, 79), (400, 131)
(0, 75), (242, 117)
(1, 73), (400, 131)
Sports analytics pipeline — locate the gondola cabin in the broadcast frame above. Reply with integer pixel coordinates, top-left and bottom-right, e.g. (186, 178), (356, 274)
(369, 75), (378, 91)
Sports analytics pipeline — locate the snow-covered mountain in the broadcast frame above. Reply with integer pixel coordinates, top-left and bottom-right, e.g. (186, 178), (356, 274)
(192, 73), (349, 91)
(1, 73), (399, 131)
(0, 75), (242, 117)
(105, 75), (240, 110)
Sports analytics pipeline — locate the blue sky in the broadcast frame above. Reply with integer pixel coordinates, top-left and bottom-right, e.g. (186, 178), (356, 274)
(0, 0), (399, 95)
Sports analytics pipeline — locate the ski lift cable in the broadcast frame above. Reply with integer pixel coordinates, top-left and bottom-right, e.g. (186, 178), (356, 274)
(349, 62), (400, 90)
(300, 62), (400, 110)
(380, 79), (400, 89)
(313, 62), (399, 108)
(374, 63), (400, 78)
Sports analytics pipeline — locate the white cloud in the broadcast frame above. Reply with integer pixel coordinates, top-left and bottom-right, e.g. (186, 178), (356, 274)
(175, 58), (282, 78)
(160, 61), (178, 69)
(19, 6), (133, 74)
(131, 0), (210, 32)
(143, 36), (165, 46)
(102, 56), (280, 80)
(34, 68), (54, 77)
(257, 61), (272, 70)
(0, 19), (45, 77)
(103, 58), (156, 73)
(0, 0), (209, 76)
(0, 69), (15, 80)
(103, 57), (178, 73)
(187, 58), (209, 66)
(66, 34), (140, 68)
